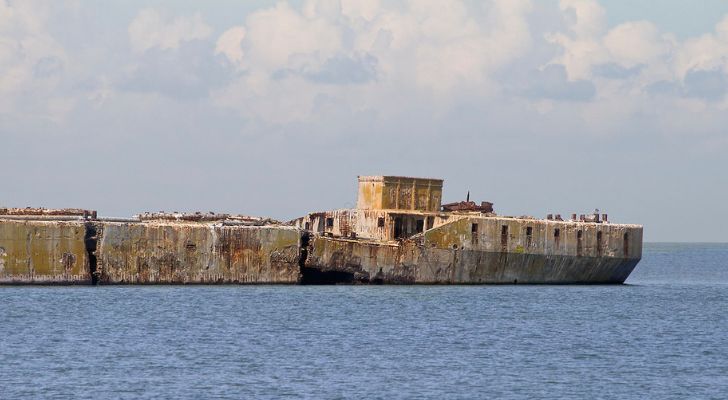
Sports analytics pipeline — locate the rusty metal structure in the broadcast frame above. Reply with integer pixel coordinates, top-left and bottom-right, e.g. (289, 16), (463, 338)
(441, 201), (494, 213)
(0, 175), (642, 284)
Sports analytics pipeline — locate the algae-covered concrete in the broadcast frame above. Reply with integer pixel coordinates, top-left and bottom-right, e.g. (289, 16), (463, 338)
(303, 216), (643, 284)
(357, 176), (443, 212)
(0, 218), (301, 284)
(0, 175), (645, 285)
(97, 222), (300, 284)
(0, 215), (643, 285)
(0, 219), (91, 284)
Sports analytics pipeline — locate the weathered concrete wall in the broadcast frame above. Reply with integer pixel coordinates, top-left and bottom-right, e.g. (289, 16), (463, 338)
(293, 209), (463, 241)
(0, 215), (642, 285)
(425, 217), (643, 259)
(303, 216), (643, 284)
(0, 220), (91, 284)
(357, 176), (443, 212)
(0, 219), (301, 284)
(304, 236), (639, 284)
(96, 222), (301, 284)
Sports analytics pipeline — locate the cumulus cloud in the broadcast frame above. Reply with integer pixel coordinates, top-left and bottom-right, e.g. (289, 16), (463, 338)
(673, 16), (728, 80)
(241, 2), (342, 70)
(546, 0), (728, 110)
(120, 9), (234, 100)
(210, 0), (536, 122)
(0, 0), (70, 120)
(546, 0), (609, 79)
(3, 1), (728, 241)
(121, 41), (234, 99)
(128, 8), (212, 53)
(560, 0), (606, 38)
(603, 21), (672, 67)
(215, 26), (246, 65)
(4, 0), (728, 136)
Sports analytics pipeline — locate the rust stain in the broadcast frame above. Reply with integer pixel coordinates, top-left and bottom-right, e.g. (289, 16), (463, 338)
(0, 175), (643, 285)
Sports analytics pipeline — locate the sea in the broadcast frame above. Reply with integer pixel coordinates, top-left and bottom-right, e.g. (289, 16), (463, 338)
(1, 243), (726, 399)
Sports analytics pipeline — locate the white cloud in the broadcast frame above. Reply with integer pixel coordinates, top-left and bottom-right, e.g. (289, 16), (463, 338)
(546, 0), (609, 79)
(559, 0), (606, 38)
(243, 2), (342, 71)
(715, 15), (728, 42)
(128, 8), (212, 53)
(0, 0), (70, 120)
(216, 26), (246, 65)
(548, 3), (728, 105)
(4, 0), (728, 138)
(603, 21), (672, 67)
(2, 1), (728, 242)
(211, 0), (536, 122)
(340, 0), (380, 21)
(673, 22), (728, 79)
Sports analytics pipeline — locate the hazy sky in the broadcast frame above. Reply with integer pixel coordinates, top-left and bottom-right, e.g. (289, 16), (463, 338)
(2, 0), (728, 242)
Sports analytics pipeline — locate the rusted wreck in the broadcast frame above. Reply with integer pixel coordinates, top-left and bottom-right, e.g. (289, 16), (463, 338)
(0, 176), (642, 285)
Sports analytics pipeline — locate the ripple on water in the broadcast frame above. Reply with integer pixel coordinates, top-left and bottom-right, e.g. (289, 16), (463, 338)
(1, 243), (727, 399)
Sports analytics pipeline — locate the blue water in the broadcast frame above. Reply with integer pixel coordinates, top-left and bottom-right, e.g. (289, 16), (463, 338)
(1, 243), (727, 399)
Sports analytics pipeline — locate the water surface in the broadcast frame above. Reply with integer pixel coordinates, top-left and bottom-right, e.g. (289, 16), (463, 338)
(1, 243), (727, 399)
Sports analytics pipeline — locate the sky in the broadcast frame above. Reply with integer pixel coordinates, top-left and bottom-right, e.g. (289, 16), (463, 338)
(1, 0), (728, 242)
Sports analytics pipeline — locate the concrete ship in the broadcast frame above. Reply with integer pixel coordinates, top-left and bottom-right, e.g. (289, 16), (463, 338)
(0, 176), (642, 285)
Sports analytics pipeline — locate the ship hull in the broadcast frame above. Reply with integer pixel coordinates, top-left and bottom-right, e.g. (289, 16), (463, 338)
(303, 235), (640, 284)
(1, 216), (642, 285)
